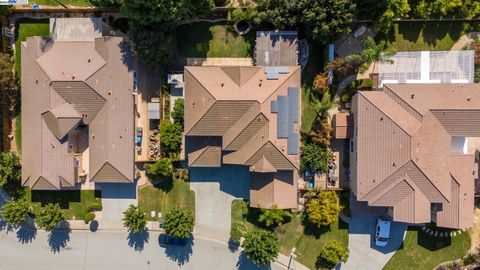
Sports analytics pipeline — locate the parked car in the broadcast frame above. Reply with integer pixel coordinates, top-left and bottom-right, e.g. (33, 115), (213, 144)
(375, 217), (391, 247)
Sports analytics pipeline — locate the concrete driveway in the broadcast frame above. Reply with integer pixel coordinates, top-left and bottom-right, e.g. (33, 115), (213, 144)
(96, 183), (137, 221)
(190, 165), (250, 241)
(339, 215), (407, 270)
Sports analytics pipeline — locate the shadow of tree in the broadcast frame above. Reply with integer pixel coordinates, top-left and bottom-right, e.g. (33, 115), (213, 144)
(0, 219), (15, 233)
(162, 235), (194, 266)
(236, 252), (272, 270)
(16, 220), (36, 244)
(48, 222), (71, 253)
(89, 220), (99, 232)
(127, 229), (150, 251)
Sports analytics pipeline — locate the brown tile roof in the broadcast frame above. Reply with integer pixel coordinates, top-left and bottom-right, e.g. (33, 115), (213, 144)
(185, 65), (301, 209)
(22, 35), (134, 189)
(352, 84), (479, 228)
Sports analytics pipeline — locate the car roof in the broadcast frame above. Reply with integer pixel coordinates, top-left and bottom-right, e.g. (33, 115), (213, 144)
(377, 219), (391, 238)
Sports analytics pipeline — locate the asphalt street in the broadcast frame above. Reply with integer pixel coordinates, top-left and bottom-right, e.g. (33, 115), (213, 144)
(0, 227), (280, 270)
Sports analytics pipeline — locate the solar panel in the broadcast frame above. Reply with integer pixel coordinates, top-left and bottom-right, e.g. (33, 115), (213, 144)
(288, 87), (299, 123)
(287, 133), (299, 155)
(277, 96), (288, 138)
(265, 66), (279, 80)
(271, 100), (278, 113)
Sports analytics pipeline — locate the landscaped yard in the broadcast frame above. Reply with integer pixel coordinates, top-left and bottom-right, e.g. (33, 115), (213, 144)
(383, 227), (471, 270)
(24, 188), (102, 220)
(138, 176), (195, 221)
(29, 0), (90, 6)
(301, 87), (320, 134)
(231, 200), (348, 270)
(14, 115), (21, 153)
(175, 22), (255, 58)
(15, 19), (50, 76)
(382, 21), (470, 52)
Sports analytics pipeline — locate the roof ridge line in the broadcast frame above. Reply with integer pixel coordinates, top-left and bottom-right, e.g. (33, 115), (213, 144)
(410, 160), (450, 203)
(383, 84), (424, 119)
(260, 67), (300, 104)
(224, 111), (266, 150)
(90, 161), (131, 183)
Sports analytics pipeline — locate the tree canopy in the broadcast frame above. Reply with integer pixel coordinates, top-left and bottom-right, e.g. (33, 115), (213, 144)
(241, 230), (280, 266)
(171, 98), (184, 128)
(253, 0), (356, 42)
(163, 208), (194, 239)
(1, 199), (31, 226)
(159, 120), (182, 159)
(258, 205), (292, 228)
(0, 152), (21, 189)
(305, 190), (340, 227)
(36, 203), (65, 231)
(122, 204), (147, 233)
(317, 240), (350, 269)
(144, 158), (174, 177)
(300, 143), (331, 172)
(0, 54), (14, 90)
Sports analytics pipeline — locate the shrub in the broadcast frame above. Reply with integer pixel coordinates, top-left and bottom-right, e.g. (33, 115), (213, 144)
(258, 205), (292, 228)
(171, 98), (184, 128)
(313, 73), (329, 95)
(159, 120), (182, 159)
(300, 143), (331, 172)
(317, 240), (349, 269)
(1, 199), (30, 226)
(122, 204), (147, 233)
(36, 203), (65, 231)
(163, 208), (194, 239)
(305, 190), (340, 227)
(86, 202), (102, 213)
(144, 158), (174, 177)
(242, 230), (280, 266)
(84, 212), (96, 224)
(231, 221), (247, 243)
(240, 200), (249, 217)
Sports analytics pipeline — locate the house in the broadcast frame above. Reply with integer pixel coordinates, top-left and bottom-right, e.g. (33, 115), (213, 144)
(350, 83), (480, 229)
(21, 18), (135, 189)
(184, 66), (301, 209)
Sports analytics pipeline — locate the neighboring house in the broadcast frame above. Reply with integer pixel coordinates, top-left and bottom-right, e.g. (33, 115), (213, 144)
(377, 50), (475, 87)
(184, 66), (301, 209)
(350, 83), (480, 229)
(21, 18), (135, 189)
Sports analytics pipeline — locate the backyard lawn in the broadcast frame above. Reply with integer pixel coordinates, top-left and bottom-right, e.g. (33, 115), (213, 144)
(15, 19), (49, 76)
(175, 22), (255, 58)
(138, 176), (195, 221)
(383, 227), (471, 270)
(29, 0), (90, 6)
(301, 87), (320, 135)
(24, 188), (102, 220)
(382, 21), (470, 52)
(231, 200), (348, 270)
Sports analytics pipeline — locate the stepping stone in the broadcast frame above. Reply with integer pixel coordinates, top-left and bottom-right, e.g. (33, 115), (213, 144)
(439, 232), (443, 237)
(434, 231), (438, 236)
(457, 230), (462, 234)
(430, 231), (434, 235)
(425, 228), (430, 233)
(422, 226), (427, 231)
(150, 211), (156, 218)
(451, 232), (455, 237)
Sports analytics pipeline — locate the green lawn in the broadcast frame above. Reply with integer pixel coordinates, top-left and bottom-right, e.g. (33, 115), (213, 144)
(382, 21), (470, 52)
(231, 200), (348, 270)
(15, 114), (21, 153)
(24, 188), (102, 220)
(138, 176), (195, 221)
(384, 227), (471, 270)
(301, 87), (320, 134)
(176, 22), (255, 58)
(15, 19), (49, 77)
(29, 0), (90, 6)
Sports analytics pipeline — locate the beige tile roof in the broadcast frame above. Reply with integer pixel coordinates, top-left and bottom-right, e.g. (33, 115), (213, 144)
(22, 35), (134, 189)
(352, 84), (480, 228)
(185, 65), (301, 209)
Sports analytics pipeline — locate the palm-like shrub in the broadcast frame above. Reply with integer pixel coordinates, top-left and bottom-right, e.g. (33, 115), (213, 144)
(36, 203), (65, 231)
(122, 204), (147, 233)
(242, 230), (280, 266)
(163, 207), (194, 239)
(1, 199), (30, 225)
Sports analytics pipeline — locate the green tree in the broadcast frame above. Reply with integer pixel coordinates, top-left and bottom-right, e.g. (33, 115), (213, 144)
(242, 230), (280, 266)
(171, 98), (184, 128)
(87, 0), (119, 7)
(129, 24), (172, 69)
(253, 0), (356, 42)
(305, 190), (340, 227)
(163, 208), (194, 239)
(159, 120), (182, 158)
(122, 204), (147, 233)
(144, 158), (174, 177)
(317, 241), (349, 269)
(312, 73), (329, 96)
(300, 143), (331, 172)
(346, 37), (394, 74)
(0, 54), (14, 90)
(36, 203), (65, 231)
(0, 152), (21, 190)
(258, 205), (292, 228)
(1, 199), (30, 226)
(374, 0), (410, 32)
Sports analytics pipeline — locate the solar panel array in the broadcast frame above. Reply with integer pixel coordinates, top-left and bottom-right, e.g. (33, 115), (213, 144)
(271, 87), (300, 155)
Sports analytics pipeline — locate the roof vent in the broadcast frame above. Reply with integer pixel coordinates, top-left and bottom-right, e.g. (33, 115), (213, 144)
(411, 94), (415, 99)
(380, 117), (383, 121)
(221, 82), (224, 87)
(88, 58), (91, 63)
(72, 75), (75, 80)
(467, 97), (471, 102)
(35, 79), (38, 84)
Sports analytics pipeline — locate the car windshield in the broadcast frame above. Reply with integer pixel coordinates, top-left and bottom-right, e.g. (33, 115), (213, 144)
(378, 237), (388, 242)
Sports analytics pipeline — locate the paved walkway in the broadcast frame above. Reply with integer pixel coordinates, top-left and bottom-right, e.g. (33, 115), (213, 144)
(190, 165), (250, 242)
(339, 215), (407, 270)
